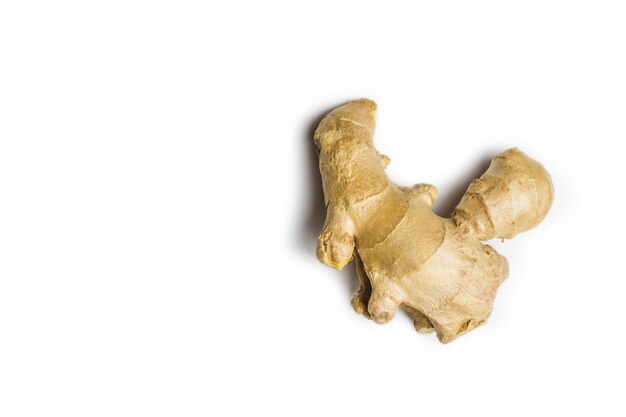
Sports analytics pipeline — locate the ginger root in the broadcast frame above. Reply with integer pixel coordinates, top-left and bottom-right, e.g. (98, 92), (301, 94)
(314, 99), (553, 343)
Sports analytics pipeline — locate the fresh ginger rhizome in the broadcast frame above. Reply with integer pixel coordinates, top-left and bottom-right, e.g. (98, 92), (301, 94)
(314, 99), (553, 343)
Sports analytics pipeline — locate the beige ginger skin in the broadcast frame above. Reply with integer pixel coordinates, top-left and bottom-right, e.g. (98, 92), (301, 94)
(314, 99), (553, 343)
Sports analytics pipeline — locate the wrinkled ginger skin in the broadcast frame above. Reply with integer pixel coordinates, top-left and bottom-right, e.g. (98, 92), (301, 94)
(314, 99), (553, 343)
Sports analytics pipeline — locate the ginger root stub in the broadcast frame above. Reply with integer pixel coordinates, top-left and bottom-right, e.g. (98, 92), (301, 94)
(314, 99), (553, 343)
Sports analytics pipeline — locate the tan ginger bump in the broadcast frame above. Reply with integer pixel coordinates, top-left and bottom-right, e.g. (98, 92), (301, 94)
(314, 99), (553, 343)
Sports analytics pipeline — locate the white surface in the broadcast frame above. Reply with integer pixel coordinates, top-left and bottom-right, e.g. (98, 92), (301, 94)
(1, 1), (625, 416)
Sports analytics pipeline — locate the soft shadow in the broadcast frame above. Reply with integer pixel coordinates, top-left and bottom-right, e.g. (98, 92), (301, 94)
(433, 153), (494, 218)
(340, 262), (361, 296)
(297, 105), (333, 254)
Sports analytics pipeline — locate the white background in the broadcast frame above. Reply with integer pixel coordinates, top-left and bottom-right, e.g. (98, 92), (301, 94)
(1, 1), (625, 416)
